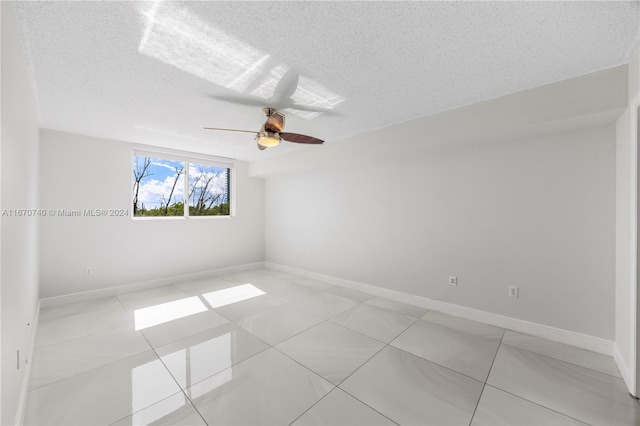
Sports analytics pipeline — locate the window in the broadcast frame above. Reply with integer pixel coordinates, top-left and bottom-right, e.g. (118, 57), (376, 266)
(132, 150), (232, 218)
(188, 163), (230, 216)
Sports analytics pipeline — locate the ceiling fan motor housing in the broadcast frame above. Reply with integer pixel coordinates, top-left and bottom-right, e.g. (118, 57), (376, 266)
(256, 125), (281, 148)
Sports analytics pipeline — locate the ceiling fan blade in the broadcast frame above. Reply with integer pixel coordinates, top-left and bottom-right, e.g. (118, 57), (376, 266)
(264, 111), (285, 133)
(209, 94), (267, 108)
(286, 103), (338, 114)
(280, 132), (324, 144)
(203, 127), (257, 134)
(273, 69), (299, 103)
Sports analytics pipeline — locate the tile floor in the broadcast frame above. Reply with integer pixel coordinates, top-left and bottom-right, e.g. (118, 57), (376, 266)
(24, 268), (639, 425)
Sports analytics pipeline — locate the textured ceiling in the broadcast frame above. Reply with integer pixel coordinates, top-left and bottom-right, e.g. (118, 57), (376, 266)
(14, 1), (640, 161)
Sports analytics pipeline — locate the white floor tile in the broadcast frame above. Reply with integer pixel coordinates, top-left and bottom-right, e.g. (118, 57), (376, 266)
(255, 279), (319, 303)
(391, 319), (500, 382)
(30, 325), (150, 390)
(292, 388), (396, 425)
(340, 346), (484, 425)
(110, 392), (206, 425)
(501, 330), (621, 378)
(140, 310), (229, 348)
(248, 274), (292, 287)
(36, 297), (132, 349)
(292, 278), (334, 291)
(288, 292), (359, 320)
(117, 286), (190, 315)
(237, 305), (324, 345)
(422, 311), (504, 341)
(251, 268), (276, 274)
(220, 271), (266, 284)
(173, 277), (233, 296)
(156, 323), (269, 389)
(324, 286), (375, 303)
(186, 348), (333, 425)
(277, 322), (385, 384)
(265, 270), (306, 281)
(471, 385), (587, 425)
(39, 297), (122, 322)
(487, 345), (640, 425)
(25, 351), (181, 425)
(366, 297), (428, 318)
(331, 304), (416, 343)
(213, 293), (283, 322)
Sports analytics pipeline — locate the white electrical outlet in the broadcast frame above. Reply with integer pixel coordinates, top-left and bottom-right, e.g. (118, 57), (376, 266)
(449, 276), (457, 286)
(509, 286), (518, 298)
(85, 267), (93, 277)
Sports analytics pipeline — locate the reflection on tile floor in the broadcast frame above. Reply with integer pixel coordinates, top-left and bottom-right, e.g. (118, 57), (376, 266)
(25, 268), (638, 425)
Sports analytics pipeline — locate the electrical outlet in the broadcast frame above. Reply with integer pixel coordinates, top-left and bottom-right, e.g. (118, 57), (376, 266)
(509, 286), (519, 298)
(85, 267), (93, 277)
(449, 276), (457, 286)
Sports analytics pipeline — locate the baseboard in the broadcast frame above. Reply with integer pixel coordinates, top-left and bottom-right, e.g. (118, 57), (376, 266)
(40, 262), (265, 308)
(15, 299), (41, 425)
(614, 343), (636, 395)
(265, 262), (614, 356)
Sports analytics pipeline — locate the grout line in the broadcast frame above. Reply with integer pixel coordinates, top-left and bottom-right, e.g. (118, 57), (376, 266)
(331, 343), (400, 424)
(502, 343), (629, 384)
(34, 302), (134, 350)
(468, 326), (505, 425)
(328, 319), (395, 346)
(499, 339), (622, 379)
(181, 390), (209, 426)
(28, 346), (153, 393)
(286, 388), (339, 426)
(106, 390), (198, 426)
(481, 384), (591, 425)
(31, 319), (134, 352)
(287, 386), (400, 426)
(380, 316), (499, 386)
(262, 308), (401, 425)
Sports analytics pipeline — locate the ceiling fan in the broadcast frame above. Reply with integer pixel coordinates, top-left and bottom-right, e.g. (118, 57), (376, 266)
(204, 107), (324, 150)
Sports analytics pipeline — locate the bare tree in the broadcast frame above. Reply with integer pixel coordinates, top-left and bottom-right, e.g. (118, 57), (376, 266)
(163, 165), (184, 214)
(133, 157), (152, 215)
(188, 173), (201, 201)
(206, 193), (222, 209)
(190, 167), (219, 214)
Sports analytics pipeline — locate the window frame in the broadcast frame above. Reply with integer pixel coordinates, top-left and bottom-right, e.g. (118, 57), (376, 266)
(132, 146), (235, 220)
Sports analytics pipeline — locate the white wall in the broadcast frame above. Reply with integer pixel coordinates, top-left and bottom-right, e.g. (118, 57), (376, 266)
(628, 46), (639, 102)
(1, 1), (41, 423)
(616, 105), (633, 373)
(39, 129), (264, 298)
(265, 125), (616, 339)
(614, 43), (639, 395)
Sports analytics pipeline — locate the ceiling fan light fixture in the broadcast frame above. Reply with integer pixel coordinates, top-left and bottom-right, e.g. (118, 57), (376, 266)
(256, 130), (280, 148)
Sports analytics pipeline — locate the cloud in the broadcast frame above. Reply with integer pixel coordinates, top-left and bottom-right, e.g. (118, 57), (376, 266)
(187, 165), (228, 205)
(150, 161), (179, 171)
(138, 175), (185, 208)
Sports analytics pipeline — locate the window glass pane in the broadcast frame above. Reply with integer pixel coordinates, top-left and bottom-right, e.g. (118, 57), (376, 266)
(188, 163), (230, 216)
(133, 156), (185, 217)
